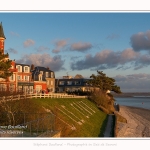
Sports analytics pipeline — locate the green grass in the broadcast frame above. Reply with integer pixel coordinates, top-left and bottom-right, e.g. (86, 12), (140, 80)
(31, 98), (108, 137)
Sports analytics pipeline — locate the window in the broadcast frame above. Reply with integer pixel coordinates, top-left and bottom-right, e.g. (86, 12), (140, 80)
(17, 75), (21, 81)
(40, 71), (43, 75)
(9, 84), (15, 92)
(24, 76), (29, 81)
(16, 65), (22, 72)
(18, 86), (22, 92)
(24, 66), (29, 72)
(51, 81), (53, 85)
(39, 75), (42, 81)
(67, 81), (72, 85)
(23, 86), (28, 93)
(29, 86), (33, 93)
(47, 80), (49, 85)
(35, 85), (42, 93)
(0, 84), (6, 91)
(46, 72), (49, 77)
(51, 72), (54, 78)
(75, 81), (81, 85)
(59, 81), (65, 85)
(9, 74), (14, 81)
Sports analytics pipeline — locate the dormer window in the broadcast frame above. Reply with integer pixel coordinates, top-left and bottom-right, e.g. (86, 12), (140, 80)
(40, 71), (43, 75)
(51, 72), (54, 78)
(46, 72), (49, 77)
(16, 65), (22, 72)
(24, 66), (29, 72)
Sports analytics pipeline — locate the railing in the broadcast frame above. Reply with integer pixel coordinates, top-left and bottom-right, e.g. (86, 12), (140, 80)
(0, 93), (87, 102)
(30, 93), (87, 99)
(0, 94), (32, 102)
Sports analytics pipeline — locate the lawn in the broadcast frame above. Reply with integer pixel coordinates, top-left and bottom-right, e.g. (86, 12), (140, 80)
(31, 98), (108, 137)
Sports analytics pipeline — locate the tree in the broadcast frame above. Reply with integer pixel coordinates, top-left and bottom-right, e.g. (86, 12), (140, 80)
(88, 70), (121, 94)
(0, 52), (12, 79)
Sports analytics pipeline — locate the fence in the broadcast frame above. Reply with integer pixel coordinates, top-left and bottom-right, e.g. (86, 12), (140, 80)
(0, 94), (32, 103)
(30, 93), (87, 99)
(0, 93), (87, 103)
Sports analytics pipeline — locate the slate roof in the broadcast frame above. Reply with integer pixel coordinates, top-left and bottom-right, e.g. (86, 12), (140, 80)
(16, 63), (30, 67)
(0, 22), (6, 39)
(31, 66), (55, 81)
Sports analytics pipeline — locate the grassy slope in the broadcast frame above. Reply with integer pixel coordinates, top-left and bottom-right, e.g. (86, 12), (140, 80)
(31, 98), (108, 137)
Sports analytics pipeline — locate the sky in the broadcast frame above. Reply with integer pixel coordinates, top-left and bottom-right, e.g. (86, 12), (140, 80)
(0, 12), (150, 92)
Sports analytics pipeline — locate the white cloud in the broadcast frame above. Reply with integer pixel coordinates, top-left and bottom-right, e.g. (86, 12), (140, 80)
(70, 42), (92, 52)
(71, 48), (142, 70)
(23, 39), (35, 48)
(16, 53), (65, 71)
(130, 30), (150, 52)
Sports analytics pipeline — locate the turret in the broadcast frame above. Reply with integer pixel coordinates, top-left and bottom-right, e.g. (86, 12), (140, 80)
(0, 22), (6, 54)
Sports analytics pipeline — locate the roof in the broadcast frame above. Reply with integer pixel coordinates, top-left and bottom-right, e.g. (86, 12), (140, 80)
(16, 63), (30, 67)
(0, 22), (6, 39)
(35, 66), (53, 72)
(74, 74), (84, 79)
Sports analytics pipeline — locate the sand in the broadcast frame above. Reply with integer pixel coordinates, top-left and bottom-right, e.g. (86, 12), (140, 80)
(116, 105), (150, 137)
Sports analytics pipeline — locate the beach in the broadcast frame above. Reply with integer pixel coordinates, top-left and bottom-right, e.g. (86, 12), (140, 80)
(116, 105), (150, 137)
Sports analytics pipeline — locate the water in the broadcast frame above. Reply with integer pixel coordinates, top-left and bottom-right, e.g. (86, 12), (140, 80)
(114, 97), (150, 110)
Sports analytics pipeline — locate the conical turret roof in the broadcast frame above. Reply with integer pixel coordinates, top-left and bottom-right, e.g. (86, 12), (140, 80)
(0, 22), (6, 39)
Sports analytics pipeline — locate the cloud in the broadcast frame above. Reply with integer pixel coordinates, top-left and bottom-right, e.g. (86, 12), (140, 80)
(16, 53), (65, 71)
(106, 33), (120, 40)
(71, 48), (150, 70)
(36, 46), (50, 52)
(70, 42), (92, 52)
(55, 39), (68, 48)
(52, 39), (68, 53)
(5, 48), (18, 54)
(71, 48), (141, 70)
(130, 30), (150, 51)
(52, 49), (61, 54)
(114, 74), (150, 92)
(23, 39), (35, 48)
(10, 31), (20, 37)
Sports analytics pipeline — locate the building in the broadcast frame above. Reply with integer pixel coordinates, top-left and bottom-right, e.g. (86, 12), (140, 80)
(55, 75), (91, 93)
(0, 22), (5, 54)
(15, 63), (34, 93)
(31, 66), (55, 93)
(0, 22), (17, 92)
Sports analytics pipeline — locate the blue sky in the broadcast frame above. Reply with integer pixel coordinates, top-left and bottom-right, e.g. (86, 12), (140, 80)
(1, 12), (150, 92)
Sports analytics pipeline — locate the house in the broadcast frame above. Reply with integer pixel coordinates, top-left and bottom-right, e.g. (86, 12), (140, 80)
(15, 63), (34, 93)
(31, 66), (55, 93)
(55, 75), (91, 93)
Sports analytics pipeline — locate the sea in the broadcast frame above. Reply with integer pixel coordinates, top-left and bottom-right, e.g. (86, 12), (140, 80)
(114, 96), (150, 110)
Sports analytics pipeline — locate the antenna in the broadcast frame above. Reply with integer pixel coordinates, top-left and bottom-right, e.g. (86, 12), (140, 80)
(66, 71), (71, 76)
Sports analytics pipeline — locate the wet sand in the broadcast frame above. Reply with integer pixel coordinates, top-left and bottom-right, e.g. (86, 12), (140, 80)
(116, 105), (150, 137)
